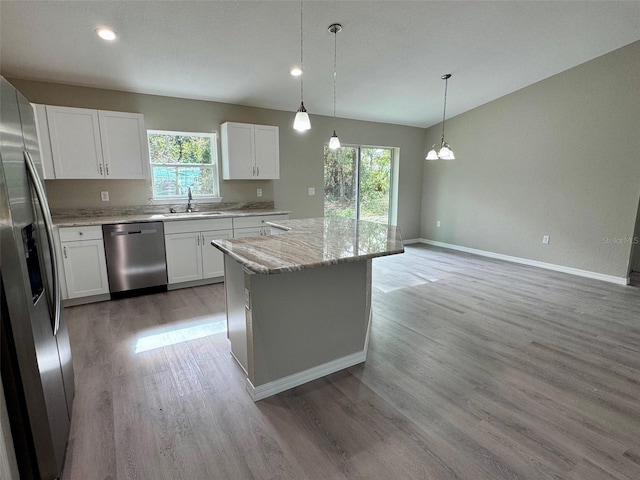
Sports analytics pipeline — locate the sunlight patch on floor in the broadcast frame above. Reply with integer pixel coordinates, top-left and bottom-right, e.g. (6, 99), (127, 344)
(134, 316), (226, 353)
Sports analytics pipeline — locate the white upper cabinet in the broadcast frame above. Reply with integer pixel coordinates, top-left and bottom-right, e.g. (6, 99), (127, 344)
(254, 125), (280, 179)
(47, 106), (104, 179)
(32, 104), (56, 179)
(98, 111), (149, 179)
(43, 105), (148, 180)
(221, 122), (279, 180)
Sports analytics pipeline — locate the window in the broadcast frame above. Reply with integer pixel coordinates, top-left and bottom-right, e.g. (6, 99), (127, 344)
(324, 145), (396, 225)
(147, 130), (220, 201)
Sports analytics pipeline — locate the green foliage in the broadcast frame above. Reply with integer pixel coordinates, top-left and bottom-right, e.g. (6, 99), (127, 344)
(148, 133), (212, 165)
(323, 145), (392, 224)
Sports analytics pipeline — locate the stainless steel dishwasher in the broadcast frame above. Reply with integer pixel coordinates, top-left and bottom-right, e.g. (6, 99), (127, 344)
(102, 222), (167, 293)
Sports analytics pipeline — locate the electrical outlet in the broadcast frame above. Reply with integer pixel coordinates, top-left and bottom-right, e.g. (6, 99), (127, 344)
(436, 220), (441, 228)
(308, 187), (316, 196)
(101, 191), (109, 202)
(256, 188), (262, 197)
(543, 235), (550, 244)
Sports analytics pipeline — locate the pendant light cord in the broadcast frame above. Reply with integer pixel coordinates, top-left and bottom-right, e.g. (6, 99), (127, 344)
(333, 27), (337, 129)
(441, 76), (448, 145)
(300, 0), (304, 103)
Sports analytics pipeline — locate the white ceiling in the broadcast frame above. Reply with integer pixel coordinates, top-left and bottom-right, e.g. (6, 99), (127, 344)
(1, 1), (639, 128)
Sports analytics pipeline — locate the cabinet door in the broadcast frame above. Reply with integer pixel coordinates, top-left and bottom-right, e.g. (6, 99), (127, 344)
(202, 229), (232, 279)
(32, 104), (56, 179)
(221, 122), (254, 180)
(254, 125), (279, 179)
(165, 232), (202, 284)
(233, 226), (264, 238)
(98, 111), (149, 179)
(61, 239), (110, 298)
(46, 106), (104, 179)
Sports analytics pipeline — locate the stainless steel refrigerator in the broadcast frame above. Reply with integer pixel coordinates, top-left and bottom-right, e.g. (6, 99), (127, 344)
(0, 76), (74, 479)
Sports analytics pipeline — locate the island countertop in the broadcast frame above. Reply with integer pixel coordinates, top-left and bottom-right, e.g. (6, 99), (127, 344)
(211, 217), (404, 274)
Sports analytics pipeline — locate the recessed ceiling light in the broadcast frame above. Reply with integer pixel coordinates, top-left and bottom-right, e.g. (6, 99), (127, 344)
(95, 27), (118, 41)
(290, 66), (303, 77)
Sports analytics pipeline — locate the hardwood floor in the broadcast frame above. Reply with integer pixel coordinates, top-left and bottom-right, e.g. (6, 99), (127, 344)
(61, 245), (640, 480)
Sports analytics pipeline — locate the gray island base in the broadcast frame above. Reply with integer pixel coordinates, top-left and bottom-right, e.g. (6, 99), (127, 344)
(212, 217), (404, 401)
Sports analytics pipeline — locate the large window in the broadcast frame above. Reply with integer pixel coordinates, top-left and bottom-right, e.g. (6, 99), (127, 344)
(324, 145), (395, 224)
(148, 130), (220, 201)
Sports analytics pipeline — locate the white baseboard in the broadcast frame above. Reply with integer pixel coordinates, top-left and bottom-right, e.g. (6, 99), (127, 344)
(403, 238), (422, 245)
(62, 293), (111, 307)
(167, 276), (223, 290)
(246, 350), (367, 401)
(415, 239), (629, 286)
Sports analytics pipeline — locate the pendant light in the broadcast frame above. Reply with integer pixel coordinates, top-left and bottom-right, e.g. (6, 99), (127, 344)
(328, 23), (342, 149)
(426, 74), (455, 160)
(293, 0), (311, 131)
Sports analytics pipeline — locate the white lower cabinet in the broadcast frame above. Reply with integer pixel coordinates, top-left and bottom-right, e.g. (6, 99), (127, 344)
(164, 218), (233, 285)
(57, 226), (110, 299)
(202, 230), (231, 278)
(164, 232), (203, 284)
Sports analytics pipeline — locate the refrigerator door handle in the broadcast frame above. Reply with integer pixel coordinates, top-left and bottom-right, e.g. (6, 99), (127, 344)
(24, 150), (62, 336)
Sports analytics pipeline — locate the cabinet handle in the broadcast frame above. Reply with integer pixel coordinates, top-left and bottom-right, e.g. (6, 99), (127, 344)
(197, 235), (200, 246)
(105, 164), (110, 176)
(252, 166), (255, 176)
(63, 246), (68, 258)
(202, 234), (205, 245)
(78, 231), (83, 236)
(99, 164), (103, 176)
(257, 166), (260, 176)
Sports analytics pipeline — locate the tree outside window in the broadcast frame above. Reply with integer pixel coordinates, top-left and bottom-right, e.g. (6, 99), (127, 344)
(148, 130), (220, 200)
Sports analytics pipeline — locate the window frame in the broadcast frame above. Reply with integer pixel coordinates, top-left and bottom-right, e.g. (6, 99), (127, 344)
(323, 143), (398, 226)
(147, 129), (222, 204)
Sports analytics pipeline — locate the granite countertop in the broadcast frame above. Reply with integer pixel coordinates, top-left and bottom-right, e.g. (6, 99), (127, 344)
(211, 217), (404, 275)
(52, 208), (290, 227)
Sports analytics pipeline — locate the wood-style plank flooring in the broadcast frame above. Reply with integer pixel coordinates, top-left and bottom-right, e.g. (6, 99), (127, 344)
(62, 245), (640, 480)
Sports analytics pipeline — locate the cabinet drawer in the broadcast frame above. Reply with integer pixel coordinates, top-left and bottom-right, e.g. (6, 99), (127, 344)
(58, 225), (103, 242)
(232, 214), (289, 229)
(163, 218), (233, 235)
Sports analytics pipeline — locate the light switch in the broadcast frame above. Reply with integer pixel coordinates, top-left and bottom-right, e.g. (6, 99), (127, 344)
(101, 191), (109, 202)
(257, 188), (263, 197)
(308, 187), (315, 196)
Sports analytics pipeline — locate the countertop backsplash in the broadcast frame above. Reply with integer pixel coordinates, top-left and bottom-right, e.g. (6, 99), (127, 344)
(50, 201), (276, 219)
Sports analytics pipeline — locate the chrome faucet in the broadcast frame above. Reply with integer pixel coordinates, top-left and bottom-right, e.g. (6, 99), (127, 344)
(186, 187), (193, 212)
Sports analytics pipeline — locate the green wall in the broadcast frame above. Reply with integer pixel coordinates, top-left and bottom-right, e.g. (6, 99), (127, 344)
(8, 79), (426, 239)
(421, 41), (640, 279)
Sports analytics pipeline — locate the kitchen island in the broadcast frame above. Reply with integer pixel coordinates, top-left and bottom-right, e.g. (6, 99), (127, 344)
(211, 217), (404, 400)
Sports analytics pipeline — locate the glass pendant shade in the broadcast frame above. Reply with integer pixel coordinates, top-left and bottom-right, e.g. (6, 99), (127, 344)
(293, 103), (311, 131)
(426, 145), (439, 160)
(438, 143), (455, 160)
(329, 131), (341, 149)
